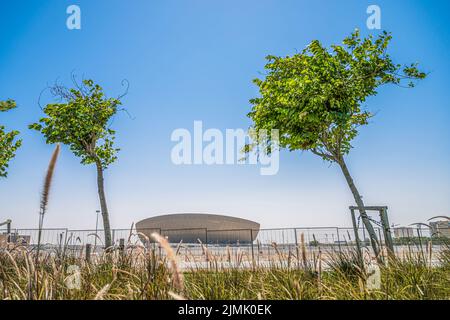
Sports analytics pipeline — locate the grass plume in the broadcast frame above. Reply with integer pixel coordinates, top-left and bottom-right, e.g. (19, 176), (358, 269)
(151, 232), (184, 293)
(0, 243), (448, 300)
(39, 144), (61, 219)
(36, 144), (61, 260)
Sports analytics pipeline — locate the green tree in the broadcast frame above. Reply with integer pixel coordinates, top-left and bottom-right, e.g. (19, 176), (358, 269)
(247, 30), (426, 258)
(0, 99), (22, 178)
(30, 79), (125, 248)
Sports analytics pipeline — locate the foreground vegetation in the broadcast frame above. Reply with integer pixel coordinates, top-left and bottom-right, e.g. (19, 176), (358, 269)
(0, 238), (448, 300)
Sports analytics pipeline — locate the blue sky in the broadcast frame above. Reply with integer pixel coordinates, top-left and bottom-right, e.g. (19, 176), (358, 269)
(0, 0), (449, 229)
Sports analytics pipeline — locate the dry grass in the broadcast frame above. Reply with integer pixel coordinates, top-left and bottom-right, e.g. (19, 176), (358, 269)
(0, 237), (448, 300)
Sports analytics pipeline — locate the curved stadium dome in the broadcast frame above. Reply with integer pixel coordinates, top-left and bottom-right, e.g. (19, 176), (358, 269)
(136, 213), (260, 244)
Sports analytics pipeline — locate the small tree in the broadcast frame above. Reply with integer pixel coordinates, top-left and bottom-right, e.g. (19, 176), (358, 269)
(247, 30), (426, 257)
(30, 79), (126, 248)
(0, 99), (22, 178)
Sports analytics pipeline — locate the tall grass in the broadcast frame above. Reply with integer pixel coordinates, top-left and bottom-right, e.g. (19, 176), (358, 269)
(0, 239), (448, 300)
(36, 144), (60, 258)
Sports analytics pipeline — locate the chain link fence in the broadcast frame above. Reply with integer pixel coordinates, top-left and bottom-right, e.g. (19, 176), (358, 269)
(1, 224), (448, 268)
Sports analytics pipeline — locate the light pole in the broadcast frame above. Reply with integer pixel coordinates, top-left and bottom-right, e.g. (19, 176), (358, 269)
(95, 210), (100, 248)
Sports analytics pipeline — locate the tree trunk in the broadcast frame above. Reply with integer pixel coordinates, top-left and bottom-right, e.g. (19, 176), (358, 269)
(337, 158), (381, 259)
(95, 160), (112, 248)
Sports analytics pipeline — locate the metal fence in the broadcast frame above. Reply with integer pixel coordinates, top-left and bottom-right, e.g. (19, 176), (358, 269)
(1, 225), (448, 267)
(1, 226), (448, 246)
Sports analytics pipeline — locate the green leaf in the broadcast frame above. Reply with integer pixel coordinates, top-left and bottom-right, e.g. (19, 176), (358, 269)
(247, 31), (426, 162)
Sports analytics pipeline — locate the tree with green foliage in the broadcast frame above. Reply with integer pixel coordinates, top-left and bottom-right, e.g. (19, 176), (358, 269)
(0, 99), (22, 178)
(247, 30), (426, 258)
(30, 79), (126, 248)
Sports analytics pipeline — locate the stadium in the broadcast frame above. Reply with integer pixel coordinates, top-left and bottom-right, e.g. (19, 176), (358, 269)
(136, 213), (260, 244)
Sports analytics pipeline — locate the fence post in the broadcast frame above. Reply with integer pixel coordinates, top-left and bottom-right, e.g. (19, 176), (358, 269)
(250, 229), (255, 270)
(350, 209), (363, 263)
(417, 226), (424, 260)
(257, 240), (261, 265)
(362, 227), (367, 247)
(294, 228), (300, 268)
(205, 228), (209, 265)
(158, 229), (162, 257)
(6, 221), (11, 243)
(336, 228), (342, 254)
(377, 228), (384, 261)
(119, 238), (125, 252)
(62, 230), (69, 258)
(85, 243), (92, 263)
(379, 207), (394, 256)
(58, 232), (63, 254)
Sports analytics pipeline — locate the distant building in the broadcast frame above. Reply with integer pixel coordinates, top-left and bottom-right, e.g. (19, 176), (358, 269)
(394, 227), (415, 238)
(430, 221), (450, 238)
(136, 213), (260, 244)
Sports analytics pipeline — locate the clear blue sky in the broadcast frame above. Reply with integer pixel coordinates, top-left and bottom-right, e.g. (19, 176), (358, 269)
(0, 0), (449, 229)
